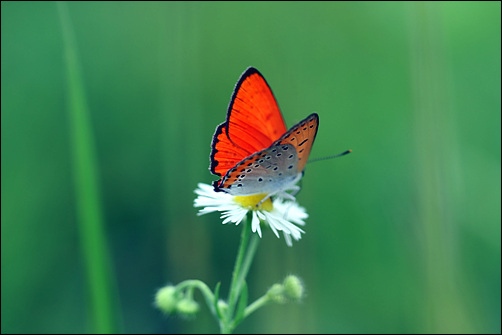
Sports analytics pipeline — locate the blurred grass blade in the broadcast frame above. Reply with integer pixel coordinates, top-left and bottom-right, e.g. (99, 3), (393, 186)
(409, 2), (473, 333)
(57, 3), (116, 333)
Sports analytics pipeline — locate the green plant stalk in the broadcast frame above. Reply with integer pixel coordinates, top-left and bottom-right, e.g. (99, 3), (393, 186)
(58, 2), (116, 333)
(221, 213), (260, 334)
(409, 3), (472, 333)
(235, 232), (260, 299)
(244, 294), (270, 319)
(221, 217), (250, 333)
(175, 279), (216, 316)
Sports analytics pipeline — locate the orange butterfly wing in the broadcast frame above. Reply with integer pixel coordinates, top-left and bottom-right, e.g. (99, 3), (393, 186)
(210, 67), (287, 177)
(272, 113), (319, 172)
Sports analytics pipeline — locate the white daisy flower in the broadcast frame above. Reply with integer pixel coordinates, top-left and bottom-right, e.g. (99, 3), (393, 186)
(194, 183), (308, 246)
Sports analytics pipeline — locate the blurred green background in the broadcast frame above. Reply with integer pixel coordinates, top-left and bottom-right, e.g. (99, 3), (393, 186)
(2, 1), (500, 334)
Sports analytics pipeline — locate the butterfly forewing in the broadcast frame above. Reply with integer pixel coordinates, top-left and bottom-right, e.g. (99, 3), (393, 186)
(210, 68), (287, 177)
(228, 68), (287, 147)
(211, 124), (251, 176)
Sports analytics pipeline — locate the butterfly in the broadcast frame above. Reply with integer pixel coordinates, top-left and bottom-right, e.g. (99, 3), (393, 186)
(210, 67), (319, 200)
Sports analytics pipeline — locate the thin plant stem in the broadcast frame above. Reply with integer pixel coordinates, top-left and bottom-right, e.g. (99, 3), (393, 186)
(234, 231), (260, 304)
(58, 2), (116, 333)
(221, 212), (261, 334)
(176, 279), (216, 316)
(228, 232), (260, 331)
(226, 216), (251, 317)
(244, 294), (270, 319)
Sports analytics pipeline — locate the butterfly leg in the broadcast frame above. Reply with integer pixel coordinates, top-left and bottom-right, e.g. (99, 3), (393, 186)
(278, 190), (297, 201)
(278, 184), (300, 201)
(255, 192), (276, 208)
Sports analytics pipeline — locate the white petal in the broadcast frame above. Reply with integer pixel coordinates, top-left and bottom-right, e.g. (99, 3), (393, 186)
(262, 211), (281, 238)
(251, 211), (262, 237)
(283, 232), (293, 247)
(264, 198), (308, 245)
(221, 208), (247, 225)
(273, 199), (308, 226)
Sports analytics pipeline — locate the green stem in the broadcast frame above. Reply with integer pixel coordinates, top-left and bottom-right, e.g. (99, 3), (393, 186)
(226, 216), (251, 318)
(221, 213), (261, 334)
(176, 279), (216, 316)
(235, 231), (260, 304)
(244, 294), (270, 319)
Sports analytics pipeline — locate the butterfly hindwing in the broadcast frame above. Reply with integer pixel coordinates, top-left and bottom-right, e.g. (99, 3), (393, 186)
(217, 143), (300, 196)
(273, 113), (319, 173)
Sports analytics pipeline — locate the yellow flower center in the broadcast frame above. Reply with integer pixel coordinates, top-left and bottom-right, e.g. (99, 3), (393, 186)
(234, 194), (273, 211)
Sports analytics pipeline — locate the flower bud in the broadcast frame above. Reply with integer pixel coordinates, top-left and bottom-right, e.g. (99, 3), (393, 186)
(176, 298), (200, 316)
(155, 286), (178, 314)
(283, 275), (304, 301)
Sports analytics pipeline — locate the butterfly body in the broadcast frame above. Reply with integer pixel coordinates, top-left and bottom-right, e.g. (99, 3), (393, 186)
(210, 67), (318, 197)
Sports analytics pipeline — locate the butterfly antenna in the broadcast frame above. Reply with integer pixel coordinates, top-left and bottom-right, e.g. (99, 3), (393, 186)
(308, 149), (352, 164)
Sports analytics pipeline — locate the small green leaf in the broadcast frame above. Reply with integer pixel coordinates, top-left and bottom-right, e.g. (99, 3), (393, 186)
(214, 282), (223, 319)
